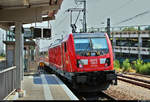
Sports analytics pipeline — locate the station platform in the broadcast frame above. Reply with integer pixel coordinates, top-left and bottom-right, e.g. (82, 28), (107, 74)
(7, 74), (78, 100)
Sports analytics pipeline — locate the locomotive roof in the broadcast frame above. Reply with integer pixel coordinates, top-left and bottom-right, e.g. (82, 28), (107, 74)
(49, 33), (107, 48)
(73, 33), (106, 38)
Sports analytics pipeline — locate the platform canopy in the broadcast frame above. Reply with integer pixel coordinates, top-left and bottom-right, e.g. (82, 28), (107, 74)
(0, 0), (63, 30)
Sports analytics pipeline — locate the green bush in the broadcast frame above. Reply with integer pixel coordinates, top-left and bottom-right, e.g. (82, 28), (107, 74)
(0, 53), (5, 57)
(139, 63), (150, 75)
(114, 60), (120, 72)
(114, 60), (120, 69)
(145, 26), (150, 31)
(122, 27), (138, 31)
(122, 59), (131, 72)
(133, 59), (150, 75)
(134, 59), (143, 73)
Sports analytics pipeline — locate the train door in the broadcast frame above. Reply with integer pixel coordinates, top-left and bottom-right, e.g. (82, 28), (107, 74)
(62, 42), (68, 71)
(61, 43), (64, 70)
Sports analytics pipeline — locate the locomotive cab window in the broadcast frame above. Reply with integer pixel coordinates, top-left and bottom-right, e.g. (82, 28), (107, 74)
(74, 37), (109, 56)
(74, 39), (91, 51)
(91, 38), (108, 50)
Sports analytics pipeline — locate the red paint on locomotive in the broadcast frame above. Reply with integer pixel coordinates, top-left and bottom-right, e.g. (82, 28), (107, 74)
(48, 33), (117, 92)
(48, 33), (114, 72)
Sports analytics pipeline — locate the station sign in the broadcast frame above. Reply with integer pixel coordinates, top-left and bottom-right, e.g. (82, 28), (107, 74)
(33, 28), (41, 38)
(12, 27), (51, 39)
(32, 28), (51, 38)
(43, 28), (51, 38)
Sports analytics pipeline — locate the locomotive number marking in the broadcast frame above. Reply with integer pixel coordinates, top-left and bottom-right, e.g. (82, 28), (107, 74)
(90, 59), (97, 64)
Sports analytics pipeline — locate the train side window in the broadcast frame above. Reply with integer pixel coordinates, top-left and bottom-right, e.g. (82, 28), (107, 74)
(64, 42), (67, 52)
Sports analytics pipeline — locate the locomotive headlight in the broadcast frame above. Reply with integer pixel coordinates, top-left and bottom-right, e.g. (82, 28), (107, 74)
(77, 59), (88, 68)
(80, 59), (88, 65)
(79, 64), (83, 68)
(100, 58), (110, 66)
(100, 58), (106, 64)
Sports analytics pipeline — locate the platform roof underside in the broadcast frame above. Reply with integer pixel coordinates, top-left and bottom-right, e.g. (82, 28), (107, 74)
(0, 0), (63, 30)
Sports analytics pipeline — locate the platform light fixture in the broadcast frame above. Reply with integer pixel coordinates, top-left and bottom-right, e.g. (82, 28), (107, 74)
(24, 0), (30, 6)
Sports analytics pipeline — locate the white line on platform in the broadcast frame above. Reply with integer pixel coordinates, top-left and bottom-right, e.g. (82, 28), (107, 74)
(52, 75), (79, 100)
(41, 74), (53, 100)
(28, 76), (33, 79)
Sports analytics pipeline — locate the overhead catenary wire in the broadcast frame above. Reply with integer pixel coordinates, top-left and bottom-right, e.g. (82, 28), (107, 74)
(108, 0), (135, 17)
(36, 1), (82, 52)
(53, 0), (81, 27)
(100, 0), (136, 23)
(114, 10), (150, 25)
(51, 1), (82, 34)
(75, 11), (81, 24)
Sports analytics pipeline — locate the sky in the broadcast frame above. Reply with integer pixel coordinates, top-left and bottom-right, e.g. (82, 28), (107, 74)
(38, 0), (150, 51)
(51, 0), (150, 33)
(2, 0), (150, 51)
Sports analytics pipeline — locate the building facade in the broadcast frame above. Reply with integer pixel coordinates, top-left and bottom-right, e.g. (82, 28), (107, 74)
(0, 29), (5, 55)
(88, 25), (150, 63)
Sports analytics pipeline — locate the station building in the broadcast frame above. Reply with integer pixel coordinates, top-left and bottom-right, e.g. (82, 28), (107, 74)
(88, 25), (150, 63)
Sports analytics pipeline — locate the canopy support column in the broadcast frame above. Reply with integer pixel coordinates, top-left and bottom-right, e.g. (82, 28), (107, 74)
(15, 22), (24, 90)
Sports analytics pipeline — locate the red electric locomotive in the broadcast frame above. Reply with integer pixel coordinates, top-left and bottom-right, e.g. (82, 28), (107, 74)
(48, 33), (117, 92)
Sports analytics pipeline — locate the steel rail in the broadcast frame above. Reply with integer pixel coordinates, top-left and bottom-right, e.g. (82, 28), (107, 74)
(126, 73), (150, 78)
(117, 76), (150, 90)
(117, 73), (150, 84)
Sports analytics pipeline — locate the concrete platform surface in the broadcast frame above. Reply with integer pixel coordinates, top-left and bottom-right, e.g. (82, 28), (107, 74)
(17, 74), (78, 100)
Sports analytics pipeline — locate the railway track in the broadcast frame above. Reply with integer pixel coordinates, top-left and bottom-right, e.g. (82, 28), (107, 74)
(117, 73), (150, 89)
(125, 73), (150, 78)
(59, 76), (117, 100)
(57, 76), (116, 100)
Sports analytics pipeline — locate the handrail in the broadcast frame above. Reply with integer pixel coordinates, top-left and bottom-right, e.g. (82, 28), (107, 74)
(0, 66), (16, 74)
(0, 65), (17, 100)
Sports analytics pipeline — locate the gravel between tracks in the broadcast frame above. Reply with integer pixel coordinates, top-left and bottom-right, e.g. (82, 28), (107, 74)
(104, 80), (150, 100)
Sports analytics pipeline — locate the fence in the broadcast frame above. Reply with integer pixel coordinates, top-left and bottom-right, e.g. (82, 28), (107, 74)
(0, 66), (16, 100)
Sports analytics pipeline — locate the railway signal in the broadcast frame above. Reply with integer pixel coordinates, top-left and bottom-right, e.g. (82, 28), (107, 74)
(66, 8), (83, 33)
(107, 18), (110, 38)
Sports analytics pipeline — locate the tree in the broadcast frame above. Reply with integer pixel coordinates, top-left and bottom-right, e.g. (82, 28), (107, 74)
(144, 26), (150, 31)
(122, 27), (138, 31)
